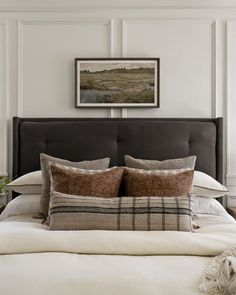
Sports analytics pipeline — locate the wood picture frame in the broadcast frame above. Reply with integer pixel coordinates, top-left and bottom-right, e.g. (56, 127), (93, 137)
(75, 58), (160, 108)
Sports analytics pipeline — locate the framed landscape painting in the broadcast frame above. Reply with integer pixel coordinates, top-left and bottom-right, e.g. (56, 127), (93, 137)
(75, 58), (160, 108)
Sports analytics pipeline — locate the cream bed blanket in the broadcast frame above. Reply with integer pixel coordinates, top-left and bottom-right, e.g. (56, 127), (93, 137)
(0, 221), (236, 256)
(1, 221), (236, 295)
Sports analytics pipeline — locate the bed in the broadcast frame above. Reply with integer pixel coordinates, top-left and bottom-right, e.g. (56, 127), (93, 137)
(1, 116), (236, 295)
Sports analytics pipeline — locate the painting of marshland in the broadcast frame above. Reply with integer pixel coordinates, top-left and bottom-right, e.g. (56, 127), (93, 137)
(77, 61), (158, 106)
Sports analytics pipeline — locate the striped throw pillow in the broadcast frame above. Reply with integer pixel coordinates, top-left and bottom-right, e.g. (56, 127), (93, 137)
(49, 191), (194, 231)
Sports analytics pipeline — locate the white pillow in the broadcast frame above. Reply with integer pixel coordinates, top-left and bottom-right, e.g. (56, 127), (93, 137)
(7, 171), (42, 194)
(192, 196), (228, 216)
(192, 171), (228, 198)
(6, 169), (228, 198)
(0, 194), (41, 220)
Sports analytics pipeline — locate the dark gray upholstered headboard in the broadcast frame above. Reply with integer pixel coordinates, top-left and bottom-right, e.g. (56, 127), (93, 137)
(13, 117), (223, 197)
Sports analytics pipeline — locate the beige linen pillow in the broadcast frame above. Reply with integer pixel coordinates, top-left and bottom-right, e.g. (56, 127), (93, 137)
(123, 167), (194, 197)
(49, 191), (193, 232)
(49, 163), (124, 198)
(192, 171), (228, 198)
(0, 194), (41, 220)
(39, 153), (110, 217)
(7, 171), (42, 194)
(125, 155), (196, 170)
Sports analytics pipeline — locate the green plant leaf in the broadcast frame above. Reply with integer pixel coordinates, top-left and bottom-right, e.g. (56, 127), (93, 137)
(0, 177), (10, 194)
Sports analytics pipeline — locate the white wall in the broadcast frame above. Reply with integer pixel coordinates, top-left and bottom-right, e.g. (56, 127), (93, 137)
(0, 0), (236, 202)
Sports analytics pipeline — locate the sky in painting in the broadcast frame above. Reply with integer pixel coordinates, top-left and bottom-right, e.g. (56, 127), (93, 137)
(80, 62), (155, 72)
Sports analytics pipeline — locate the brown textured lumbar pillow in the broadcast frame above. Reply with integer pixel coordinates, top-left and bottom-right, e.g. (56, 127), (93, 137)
(123, 168), (194, 197)
(39, 153), (110, 217)
(125, 155), (196, 170)
(49, 163), (124, 198)
(49, 191), (193, 231)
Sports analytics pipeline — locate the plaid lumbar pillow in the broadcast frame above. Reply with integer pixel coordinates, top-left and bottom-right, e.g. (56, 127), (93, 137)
(49, 191), (194, 231)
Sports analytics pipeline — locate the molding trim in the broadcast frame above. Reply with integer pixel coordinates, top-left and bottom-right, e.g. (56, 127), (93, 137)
(225, 20), (236, 183)
(226, 20), (231, 183)
(121, 108), (127, 118)
(225, 20), (236, 187)
(211, 20), (217, 117)
(227, 188), (236, 197)
(122, 18), (217, 118)
(17, 20), (23, 117)
(107, 108), (114, 118)
(109, 19), (114, 58)
(17, 18), (113, 117)
(226, 175), (236, 186)
(0, 21), (8, 176)
(225, 173), (236, 196)
(2, 6), (236, 12)
(122, 19), (128, 58)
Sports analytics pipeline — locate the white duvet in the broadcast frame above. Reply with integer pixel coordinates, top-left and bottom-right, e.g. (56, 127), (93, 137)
(1, 221), (236, 295)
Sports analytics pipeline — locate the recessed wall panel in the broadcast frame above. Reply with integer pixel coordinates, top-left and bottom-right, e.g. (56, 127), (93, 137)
(19, 20), (112, 117)
(123, 20), (214, 118)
